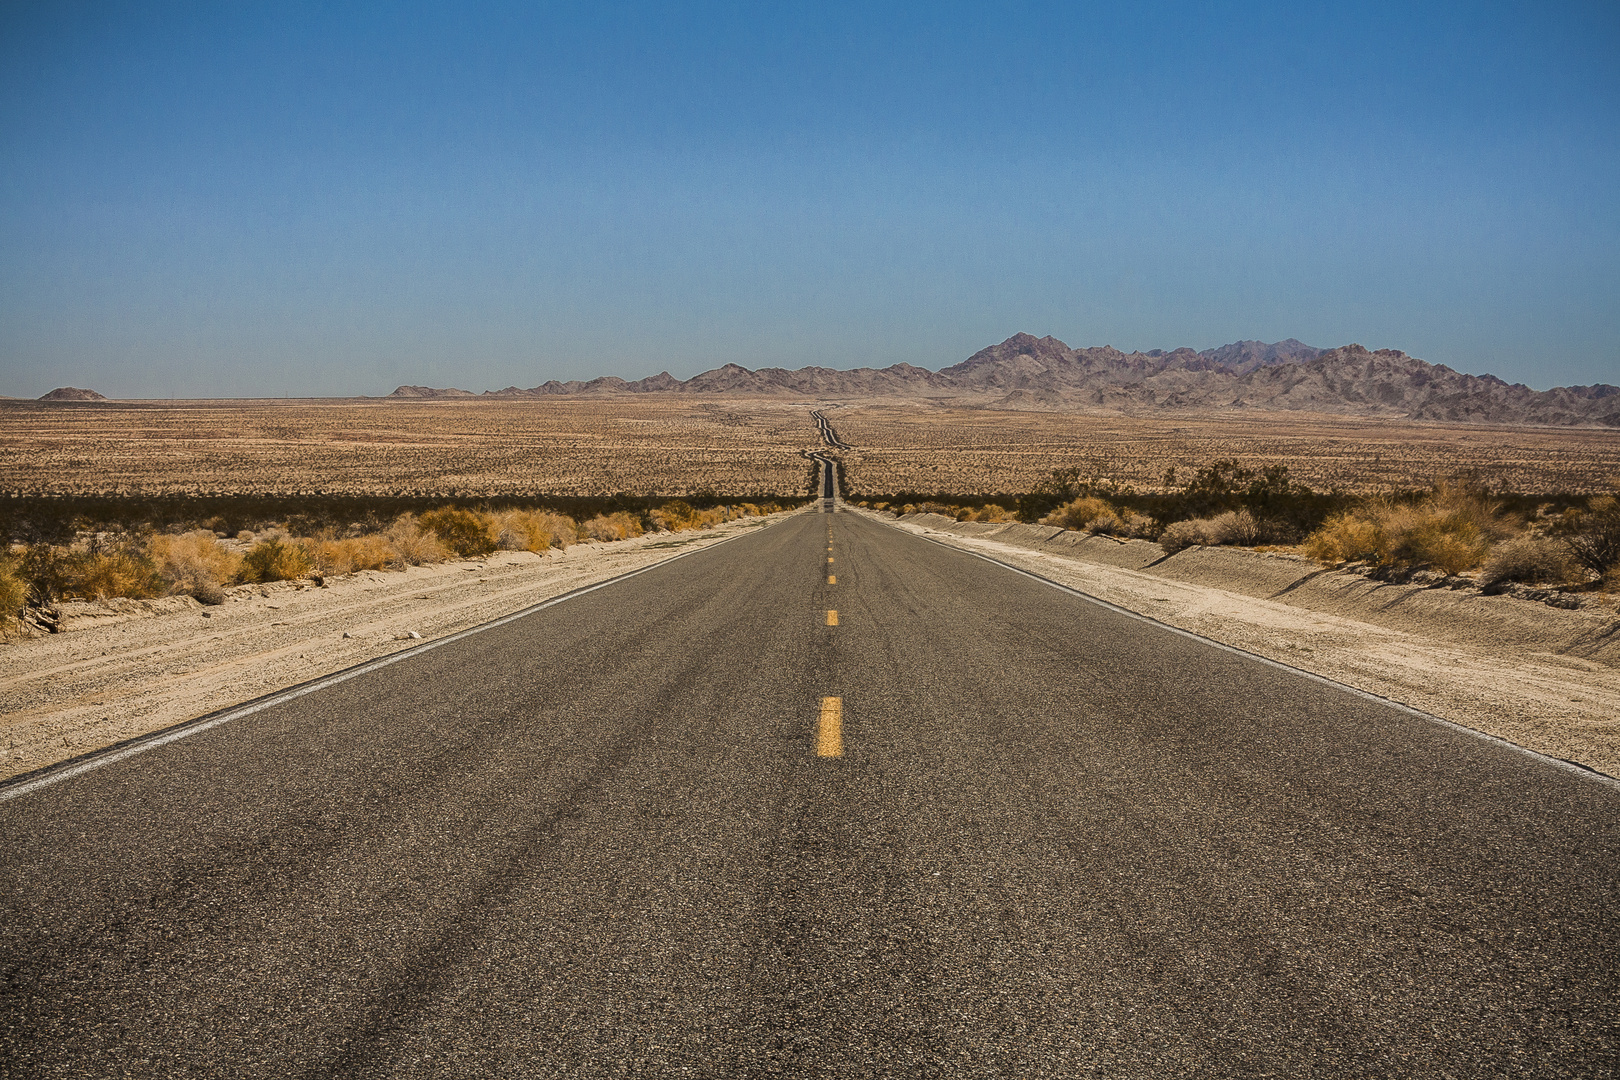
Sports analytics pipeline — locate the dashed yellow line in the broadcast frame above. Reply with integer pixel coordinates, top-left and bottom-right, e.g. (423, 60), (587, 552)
(828, 556), (834, 563)
(817, 697), (843, 757)
(826, 609), (838, 626)
(828, 574), (835, 584)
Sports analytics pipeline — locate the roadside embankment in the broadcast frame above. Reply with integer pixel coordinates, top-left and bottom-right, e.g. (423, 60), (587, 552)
(877, 511), (1620, 778)
(0, 515), (785, 782)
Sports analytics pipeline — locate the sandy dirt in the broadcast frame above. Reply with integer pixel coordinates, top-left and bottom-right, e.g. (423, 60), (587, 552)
(873, 511), (1620, 781)
(832, 405), (1620, 495)
(0, 516), (782, 782)
(6, 396), (1617, 499)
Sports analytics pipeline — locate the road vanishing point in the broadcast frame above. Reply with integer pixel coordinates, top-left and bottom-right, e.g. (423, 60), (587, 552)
(2, 505), (1617, 1077)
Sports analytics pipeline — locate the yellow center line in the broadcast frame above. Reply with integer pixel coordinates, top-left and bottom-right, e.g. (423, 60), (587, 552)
(817, 697), (843, 757)
(828, 574), (835, 584)
(826, 609), (838, 625)
(828, 556), (834, 563)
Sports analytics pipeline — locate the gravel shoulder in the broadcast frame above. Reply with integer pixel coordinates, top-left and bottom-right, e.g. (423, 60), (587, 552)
(0, 514), (788, 782)
(868, 510), (1620, 780)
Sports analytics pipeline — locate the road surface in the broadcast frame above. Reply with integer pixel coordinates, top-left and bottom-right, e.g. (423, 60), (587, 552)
(2, 509), (1616, 1077)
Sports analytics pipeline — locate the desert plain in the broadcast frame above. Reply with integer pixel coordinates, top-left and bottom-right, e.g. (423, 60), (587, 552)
(3, 395), (1619, 498)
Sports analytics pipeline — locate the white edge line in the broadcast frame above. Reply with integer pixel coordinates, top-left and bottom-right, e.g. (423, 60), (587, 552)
(0, 532), (745, 804)
(872, 513), (1620, 794)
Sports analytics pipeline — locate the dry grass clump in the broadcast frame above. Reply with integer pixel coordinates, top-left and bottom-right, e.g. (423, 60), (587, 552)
(1042, 496), (1116, 531)
(1303, 484), (1517, 574)
(1301, 512), (1384, 565)
(240, 539), (315, 583)
(1041, 496), (1156, 538)
(419, 507), (500, 558)
(494, 509), (579, 553)
(581, 511), (645, 541)
(956, 504), (1018, 523)
(69, 547), (167, 600)
(0, 553), (26, 630)
(650, 500), (702, 532)
(648, 500), (780, 532)
(1481, 535), (1580, 588)
(1159, 510), (1263, 554)
(149, 530), (241, 604)
(383, 515), (448, 565)
(652, 500), (739, 531)
(302, 534), (400, 576)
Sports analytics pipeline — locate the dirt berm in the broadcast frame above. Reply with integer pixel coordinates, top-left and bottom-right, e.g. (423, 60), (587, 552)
(877, 511), (1620, 780)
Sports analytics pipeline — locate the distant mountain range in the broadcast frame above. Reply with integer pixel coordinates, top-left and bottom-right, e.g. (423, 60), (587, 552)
(387, 333), (1619, 426)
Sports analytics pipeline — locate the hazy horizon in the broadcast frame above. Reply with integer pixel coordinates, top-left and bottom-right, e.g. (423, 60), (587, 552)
(4, 2), (1617, 398)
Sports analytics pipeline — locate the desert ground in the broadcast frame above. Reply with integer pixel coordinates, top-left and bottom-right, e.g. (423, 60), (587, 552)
(4, 396), (1619, 498)
(0, 397), (821, 498)
(830, 404), (1620, 495)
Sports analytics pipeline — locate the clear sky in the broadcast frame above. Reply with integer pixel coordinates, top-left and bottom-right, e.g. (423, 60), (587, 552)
(2, 1), (1616, 398)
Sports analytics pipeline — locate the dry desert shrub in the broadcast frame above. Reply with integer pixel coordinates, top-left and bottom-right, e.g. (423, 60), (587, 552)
(68, 545), (167, 601)
(1554, 495), (1620, 576)
(303, 534), (399, 576)
(538, 509), (583, 547)
(148, 530), (241, 604)
(1209, 508), (1264, 545)
(17, 544), (75, 604)
(647, 499), (775, 532)
(1159, 510), (1263, 554)
(1303, 484), (1517, 574)
(492, 510), (549, 553)
(1119, 509), (1158, 538)
(957, 504), (1017, 523)
(1481, 535), (1580, 588)
(1159, 518), (1214, 554)
(581, 511), (645, 541)
(0, 553), (25, 630)
(383, 515), (448, 565)
(494, 509), (580, 553)
(1301, 512), (1385, 565)
(651, 500), (700, 532)
(239, 538), (314, 583)
(1040, 496), (1156, 538)
(1383, 508), (1495, 575)
(419, 507), (500, 557)
(1042, 496), (1117, 531)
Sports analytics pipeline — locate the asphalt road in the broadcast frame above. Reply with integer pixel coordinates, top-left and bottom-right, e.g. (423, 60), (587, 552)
(2, 510), (1617, 1078)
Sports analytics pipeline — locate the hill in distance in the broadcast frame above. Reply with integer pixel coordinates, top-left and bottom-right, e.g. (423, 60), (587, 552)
(39, 387), (107, 401)
(388, 334), (1619, 427)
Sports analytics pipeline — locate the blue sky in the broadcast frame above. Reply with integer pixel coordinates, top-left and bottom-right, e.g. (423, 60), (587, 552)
(2, 1), (1617, 397)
